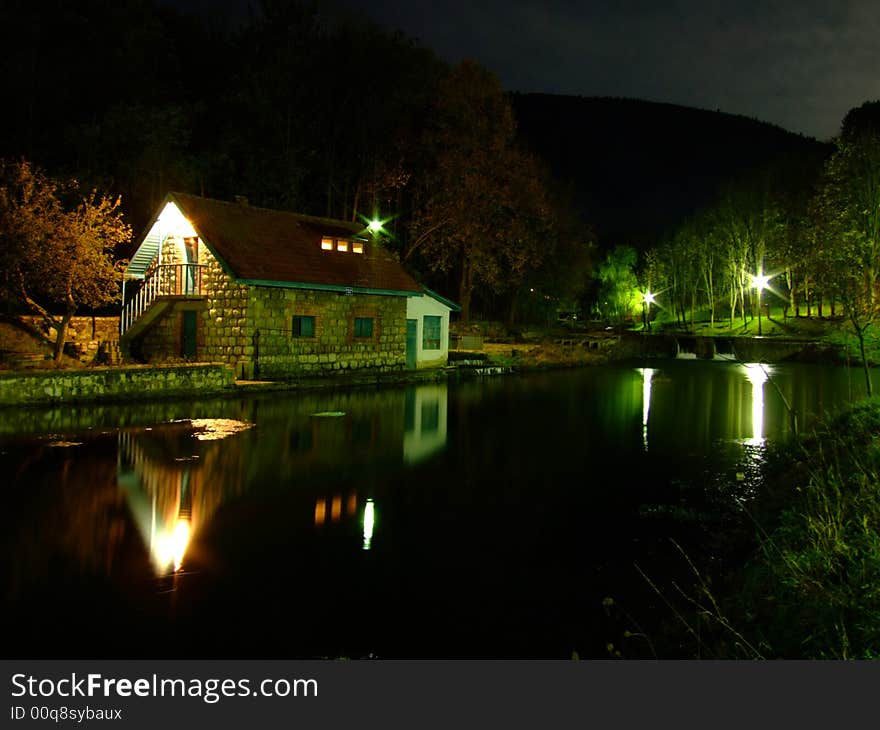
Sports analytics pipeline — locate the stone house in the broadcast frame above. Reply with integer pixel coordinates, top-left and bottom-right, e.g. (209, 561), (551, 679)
(121, 193), (456, 378)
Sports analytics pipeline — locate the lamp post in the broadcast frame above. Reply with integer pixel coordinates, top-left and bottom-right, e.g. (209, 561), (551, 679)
(642, 291), (656, 331)
(751, 273), (770, 336)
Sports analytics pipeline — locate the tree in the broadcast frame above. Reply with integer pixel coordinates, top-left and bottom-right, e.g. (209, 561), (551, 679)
(808, 103), (880, 395)
(594, 245), (640, 323)
(406, 60), (558, 321)
(0, 160), (130, 361)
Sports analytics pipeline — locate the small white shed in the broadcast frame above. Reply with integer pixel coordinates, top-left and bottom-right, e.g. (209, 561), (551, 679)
(405, 288), (460, 369)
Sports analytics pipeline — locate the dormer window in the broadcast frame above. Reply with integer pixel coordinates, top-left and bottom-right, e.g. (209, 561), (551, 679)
(320, 237), (365, 254)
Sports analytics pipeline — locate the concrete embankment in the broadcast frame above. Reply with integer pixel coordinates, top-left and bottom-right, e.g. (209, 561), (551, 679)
(611, 332), (841, 363)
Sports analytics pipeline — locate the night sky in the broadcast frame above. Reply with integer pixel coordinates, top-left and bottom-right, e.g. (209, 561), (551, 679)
(178, 0), (880, 141)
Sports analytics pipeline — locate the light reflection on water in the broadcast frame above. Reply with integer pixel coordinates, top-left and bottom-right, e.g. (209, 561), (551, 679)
(3, 363), (878, 658)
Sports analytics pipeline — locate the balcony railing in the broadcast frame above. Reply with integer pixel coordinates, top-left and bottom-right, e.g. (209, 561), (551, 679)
(121, 263), (205, 335)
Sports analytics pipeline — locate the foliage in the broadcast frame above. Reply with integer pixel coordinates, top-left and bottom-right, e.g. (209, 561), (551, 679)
(809, 104), (880, 394)
(594, 245), (640, 322)
(739, 401), (880, 658)
(0, 159), (130, 360)
(407, 60), (563, 320)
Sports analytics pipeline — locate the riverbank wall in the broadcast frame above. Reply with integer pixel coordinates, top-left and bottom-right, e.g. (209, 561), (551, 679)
(610, 333), (841, 363)
(0, 331), (845, 413)
(0, 363), (236, 407)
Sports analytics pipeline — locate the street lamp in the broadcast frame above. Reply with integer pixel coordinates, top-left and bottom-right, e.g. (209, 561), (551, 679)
(642, 291), (656, 331)
(751, 273), (770, 336)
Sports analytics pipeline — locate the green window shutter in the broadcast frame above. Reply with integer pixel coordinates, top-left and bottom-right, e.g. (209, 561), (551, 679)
(423, 315), (441, 350)
(292, 315), (315, 338)
(354, 317), (374, 338)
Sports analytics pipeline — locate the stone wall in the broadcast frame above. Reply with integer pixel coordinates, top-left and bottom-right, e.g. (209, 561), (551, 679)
(17, 315), (120, 363)
(0, 363), (235, 407)
(201, 241), (250, 364)
(139, 237), (250, 365)
(247, 287), (407, 378)
(135, 237), (409, 378)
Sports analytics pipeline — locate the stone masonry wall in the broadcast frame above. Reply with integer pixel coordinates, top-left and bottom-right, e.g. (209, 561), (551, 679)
(136, 236), (408, 377)
(0, 363), (235, 407)
(248, 288), (407, 378)
(139, 237), (249, 365)
(200, 240), (250, 365)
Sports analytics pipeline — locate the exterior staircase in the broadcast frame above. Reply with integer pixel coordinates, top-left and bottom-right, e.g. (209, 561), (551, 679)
(120, 263), (206, 342)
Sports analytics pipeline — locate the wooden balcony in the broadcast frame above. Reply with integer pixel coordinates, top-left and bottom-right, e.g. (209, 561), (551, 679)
(121, 263), (206, 340)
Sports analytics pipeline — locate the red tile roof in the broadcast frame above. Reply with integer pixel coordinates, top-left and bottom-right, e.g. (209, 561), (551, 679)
(170, 193), (422, 294)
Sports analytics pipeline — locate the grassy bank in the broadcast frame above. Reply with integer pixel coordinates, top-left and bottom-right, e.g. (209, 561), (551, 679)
(654, 399), (880, 659)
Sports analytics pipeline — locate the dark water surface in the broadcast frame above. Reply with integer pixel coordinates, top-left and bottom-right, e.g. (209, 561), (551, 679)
(2, 361), (874, 658)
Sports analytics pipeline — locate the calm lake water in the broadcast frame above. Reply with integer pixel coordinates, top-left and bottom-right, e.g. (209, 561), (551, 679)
(2, 361), (875, 658)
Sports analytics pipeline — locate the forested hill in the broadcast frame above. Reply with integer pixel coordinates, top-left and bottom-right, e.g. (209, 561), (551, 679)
(511, 93), (832, 249)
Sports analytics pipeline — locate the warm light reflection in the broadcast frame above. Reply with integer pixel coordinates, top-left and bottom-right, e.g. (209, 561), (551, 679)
(331, 494), (342, 522)
(640, 368), (655, 450)
(154, 518), (191, 572)
(363, 499), (375, 551)
(314, 498), (326, 526)
(744, 363), (768, 445)
(347, 492), (357, 515)
(158, 202), (197, 239)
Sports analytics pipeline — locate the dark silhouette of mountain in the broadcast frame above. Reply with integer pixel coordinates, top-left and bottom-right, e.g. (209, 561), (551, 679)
(511, 93), (831, 249)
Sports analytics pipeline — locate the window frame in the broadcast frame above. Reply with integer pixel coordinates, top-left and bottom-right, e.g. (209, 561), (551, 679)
(353, 317), (374, 339)
(422, 315), (442, 350)
(291, 314), (316, 338)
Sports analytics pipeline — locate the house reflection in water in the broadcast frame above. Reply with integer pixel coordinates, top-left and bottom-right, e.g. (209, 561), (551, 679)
(403, 384), (448, 465)
(116, 420), (249, 575)
(117, 383), (450, 572)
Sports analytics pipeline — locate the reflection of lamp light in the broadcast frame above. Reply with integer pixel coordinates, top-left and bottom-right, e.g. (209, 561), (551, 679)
(362, 499), (375, 551)
(744, 364), (768, 445)
(154, 518), (191, 572)
(640, 368), (655, 450)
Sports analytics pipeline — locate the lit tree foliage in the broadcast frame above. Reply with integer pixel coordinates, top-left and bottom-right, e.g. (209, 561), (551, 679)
(811, 103), (880, 394)
(0, 160), (130, 361)
(594, 245), (640, 322)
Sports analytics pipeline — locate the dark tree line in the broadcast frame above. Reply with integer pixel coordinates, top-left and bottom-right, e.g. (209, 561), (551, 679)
(0, 0), (593, 323)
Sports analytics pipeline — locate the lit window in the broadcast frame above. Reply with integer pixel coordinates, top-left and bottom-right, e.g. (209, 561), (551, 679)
(353, 317), (374, 338)
(292, 315), (315, 338)
(336, 239), (349, 252)
(423, 315), (441, 350)
(352, 241), (364, 254)
(321, 238), (333, 250)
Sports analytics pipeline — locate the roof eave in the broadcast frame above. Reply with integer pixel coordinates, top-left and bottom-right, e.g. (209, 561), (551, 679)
(237, 279), (422, 297)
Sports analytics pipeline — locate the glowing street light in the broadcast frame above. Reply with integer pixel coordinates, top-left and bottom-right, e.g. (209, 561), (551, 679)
(368, 219), (383, 234)
(642, 291), (656, 331)
(751, 273), (770, 335)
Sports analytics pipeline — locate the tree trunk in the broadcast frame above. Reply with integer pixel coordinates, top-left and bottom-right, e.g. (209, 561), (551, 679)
(858, 327), (872, 397)
(507, 288), (520, 327)
(459, 259), (473, 322)
(53, 308), (73, 362)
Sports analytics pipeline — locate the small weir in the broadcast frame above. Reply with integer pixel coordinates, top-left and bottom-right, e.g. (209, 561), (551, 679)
(674, 335), (737, 361)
